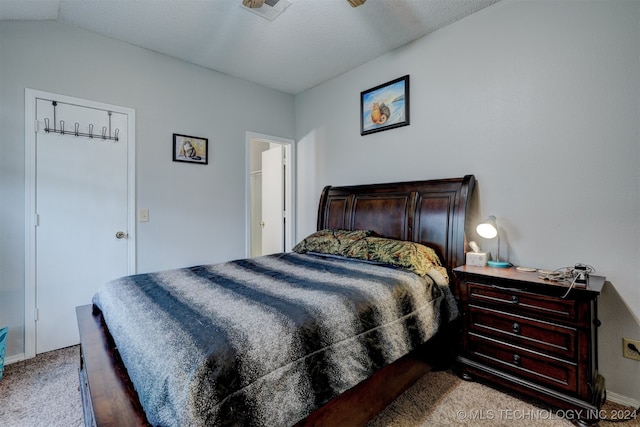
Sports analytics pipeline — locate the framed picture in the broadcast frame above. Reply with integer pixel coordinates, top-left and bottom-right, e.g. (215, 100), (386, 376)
(173, 133), (208, 165)
(360, 75), (410, 136)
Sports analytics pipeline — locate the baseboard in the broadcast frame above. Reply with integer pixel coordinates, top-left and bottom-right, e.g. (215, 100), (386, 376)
(606, 390), (640, 409)
(4, 353), (25, 365)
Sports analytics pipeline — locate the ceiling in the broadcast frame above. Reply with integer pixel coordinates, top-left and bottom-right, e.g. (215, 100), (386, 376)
(0, 0), (500, 95)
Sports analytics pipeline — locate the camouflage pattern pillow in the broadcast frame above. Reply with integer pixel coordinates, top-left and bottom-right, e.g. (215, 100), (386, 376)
(346, 237), (449, 284)
(292, 229), (372, 255)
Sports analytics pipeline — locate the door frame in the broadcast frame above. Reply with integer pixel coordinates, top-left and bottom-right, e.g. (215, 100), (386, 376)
(24, 88), (136, 359)
(245, 131), (295, 258)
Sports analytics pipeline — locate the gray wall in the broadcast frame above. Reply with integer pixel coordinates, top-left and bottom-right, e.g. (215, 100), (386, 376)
(295, 0), (640, 401)
(1, 0), (638, 405)
(0, 21), (294, 358)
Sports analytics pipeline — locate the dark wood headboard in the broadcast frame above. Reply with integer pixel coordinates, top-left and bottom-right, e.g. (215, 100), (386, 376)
(317, 175), (475, 272)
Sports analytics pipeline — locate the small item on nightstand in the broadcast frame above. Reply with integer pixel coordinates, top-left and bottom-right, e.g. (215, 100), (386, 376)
(516, 266), (537, 272)
(475, 216), (510, 268)
(466, 252), (488, 267)
(466, 241), (487, 266)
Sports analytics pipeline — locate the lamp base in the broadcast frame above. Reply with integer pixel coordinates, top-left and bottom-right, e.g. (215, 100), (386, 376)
(487, 260), (511, 268)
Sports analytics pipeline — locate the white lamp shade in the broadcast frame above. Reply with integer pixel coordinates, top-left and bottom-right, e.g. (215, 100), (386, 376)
(476, 216), (498, 239)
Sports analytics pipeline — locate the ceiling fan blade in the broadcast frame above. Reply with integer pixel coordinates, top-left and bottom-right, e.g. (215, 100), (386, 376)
(243, 0), (265, 8)
(347, 0), (366, 7)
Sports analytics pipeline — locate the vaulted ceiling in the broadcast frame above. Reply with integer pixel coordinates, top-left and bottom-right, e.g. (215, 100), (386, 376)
(0, 0), (500, 94)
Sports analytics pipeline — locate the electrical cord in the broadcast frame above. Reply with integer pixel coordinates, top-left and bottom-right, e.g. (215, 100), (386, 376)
(538, 264), (639, 422)
(537, 264), (595, 298)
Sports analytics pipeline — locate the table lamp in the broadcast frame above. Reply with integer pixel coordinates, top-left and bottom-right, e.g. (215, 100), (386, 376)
(476, 215), (510, 268)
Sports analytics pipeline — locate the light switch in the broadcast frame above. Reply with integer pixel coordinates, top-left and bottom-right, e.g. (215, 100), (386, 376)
(139, 208), (149, 222)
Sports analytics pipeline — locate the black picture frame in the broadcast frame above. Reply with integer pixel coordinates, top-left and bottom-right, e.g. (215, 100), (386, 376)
(172, 133), (208, 165)
(360, 75), (410, 136)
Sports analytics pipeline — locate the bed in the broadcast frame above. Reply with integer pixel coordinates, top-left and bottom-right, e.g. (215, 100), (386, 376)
(76, 174), (475, 427)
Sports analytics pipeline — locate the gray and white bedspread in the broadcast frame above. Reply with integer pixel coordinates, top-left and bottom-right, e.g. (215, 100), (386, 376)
(92, 252), (458, 427)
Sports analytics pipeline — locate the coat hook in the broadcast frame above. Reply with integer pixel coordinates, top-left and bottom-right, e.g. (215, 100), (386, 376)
(101, 126), (107, 140)
(52, 101), (57, 132)
(74, 123), (80, 137)
(108, 111), (112, 139)
(59, 120), (65, 135)
(44, 118), (50, 133)
(89, 123), (94, 138)
(114, 128), (120, 141)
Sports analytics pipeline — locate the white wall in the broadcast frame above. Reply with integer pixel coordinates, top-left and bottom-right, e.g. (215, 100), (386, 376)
(0, 21), (294, 359)
(295, 0), (640, 402)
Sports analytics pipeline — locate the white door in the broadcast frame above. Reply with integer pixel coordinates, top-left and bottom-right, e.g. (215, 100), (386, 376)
(261, 145), (284, 255)
(34, 97), (131, 353)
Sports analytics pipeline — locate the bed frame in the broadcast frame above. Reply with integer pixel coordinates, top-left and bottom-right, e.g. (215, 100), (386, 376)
(76, 174), (475, 427)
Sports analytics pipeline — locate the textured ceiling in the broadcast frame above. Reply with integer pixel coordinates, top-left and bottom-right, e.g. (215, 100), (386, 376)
(0, 0), (500, 94)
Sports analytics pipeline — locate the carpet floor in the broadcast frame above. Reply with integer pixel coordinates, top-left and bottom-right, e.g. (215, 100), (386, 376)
(0, 346), (637, 426)
(0, 346), (83, 427)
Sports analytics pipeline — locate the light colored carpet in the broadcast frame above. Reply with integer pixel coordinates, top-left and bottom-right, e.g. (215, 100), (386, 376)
(371, 370), (570, 427)
(0, 346), (637, 426)
(371, 369), (639, 427)
(0, 346), (83, 427)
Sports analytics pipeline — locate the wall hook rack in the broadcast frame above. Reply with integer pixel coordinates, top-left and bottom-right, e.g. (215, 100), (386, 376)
(43, 101), (119, 141)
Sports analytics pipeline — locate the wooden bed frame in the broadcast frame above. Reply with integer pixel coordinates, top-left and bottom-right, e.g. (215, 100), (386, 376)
(76, 175), (475, 427)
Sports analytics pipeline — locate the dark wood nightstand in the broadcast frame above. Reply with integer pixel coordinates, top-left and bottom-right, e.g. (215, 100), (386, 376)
(453, 265), (606, 426)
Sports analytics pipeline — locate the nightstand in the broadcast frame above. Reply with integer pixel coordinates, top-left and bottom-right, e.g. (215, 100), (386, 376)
(453, 265), (606, 426)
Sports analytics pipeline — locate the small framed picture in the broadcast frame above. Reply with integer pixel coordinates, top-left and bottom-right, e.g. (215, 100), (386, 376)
(173, 133), (208, 165)
(360, 75), (410, 136)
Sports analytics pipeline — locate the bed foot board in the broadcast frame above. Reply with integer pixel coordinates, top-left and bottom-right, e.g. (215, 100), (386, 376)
(76, 304), (150, 427)
(296, 353), (433, 427)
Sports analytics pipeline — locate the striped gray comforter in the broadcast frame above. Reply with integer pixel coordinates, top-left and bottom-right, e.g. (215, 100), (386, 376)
(92, 252), (458, 427)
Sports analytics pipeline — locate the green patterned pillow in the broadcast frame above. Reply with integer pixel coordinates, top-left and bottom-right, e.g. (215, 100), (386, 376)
(293, 229), (372, 255)
(346, 237), (449, 284)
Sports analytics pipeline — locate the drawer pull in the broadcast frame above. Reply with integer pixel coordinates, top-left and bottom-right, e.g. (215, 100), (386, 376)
(511, 295), (519, 304)
(512, 354), (521, 366)
(512, 322), (521, 334)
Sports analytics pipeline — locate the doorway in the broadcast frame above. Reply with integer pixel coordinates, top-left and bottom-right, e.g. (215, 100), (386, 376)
(24, 89), (136, 357)
(246, 132), (295, 257)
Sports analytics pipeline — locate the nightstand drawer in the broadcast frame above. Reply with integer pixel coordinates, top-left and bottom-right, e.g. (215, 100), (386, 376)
(467, 282), (576, 321)
(468, 334), (577, 394)
(468, 304), (577, 359)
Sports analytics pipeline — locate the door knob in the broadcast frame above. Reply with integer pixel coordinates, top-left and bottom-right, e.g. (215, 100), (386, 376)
(115, 231), (127, 239)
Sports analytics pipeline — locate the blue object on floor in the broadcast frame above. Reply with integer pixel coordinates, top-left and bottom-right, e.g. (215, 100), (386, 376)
(0, 326), (7, 381)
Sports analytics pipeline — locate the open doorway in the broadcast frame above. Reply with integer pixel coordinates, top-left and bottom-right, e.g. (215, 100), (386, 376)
(246, 132), (295, 257)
